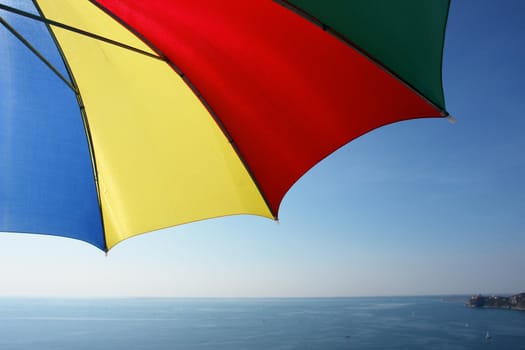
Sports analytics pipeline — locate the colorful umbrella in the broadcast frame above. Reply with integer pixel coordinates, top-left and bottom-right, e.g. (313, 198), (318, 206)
(0, 0), (450, 252)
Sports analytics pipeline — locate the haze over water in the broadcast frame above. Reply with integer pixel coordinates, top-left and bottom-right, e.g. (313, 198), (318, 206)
(0, 297), (524, 349)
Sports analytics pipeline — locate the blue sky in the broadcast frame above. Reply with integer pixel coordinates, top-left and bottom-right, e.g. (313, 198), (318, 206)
(0, 0), (524, 297)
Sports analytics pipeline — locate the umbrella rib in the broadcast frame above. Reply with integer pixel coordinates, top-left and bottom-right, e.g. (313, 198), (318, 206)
(30, 0), (109, 252)
(88, 0), (279, 220)
(274, 0), (449, 117)
(0, 3), (164, 61)
(0, 15), (76, 92)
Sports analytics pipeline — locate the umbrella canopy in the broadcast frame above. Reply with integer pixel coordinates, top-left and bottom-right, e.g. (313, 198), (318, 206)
(0, 0), (450, 251)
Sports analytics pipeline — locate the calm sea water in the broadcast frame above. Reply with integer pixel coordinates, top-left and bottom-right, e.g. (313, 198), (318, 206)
(0, 296), (523, 349)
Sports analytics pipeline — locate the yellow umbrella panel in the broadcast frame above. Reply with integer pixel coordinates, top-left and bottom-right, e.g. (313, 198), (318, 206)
(36, 0), (272, 250)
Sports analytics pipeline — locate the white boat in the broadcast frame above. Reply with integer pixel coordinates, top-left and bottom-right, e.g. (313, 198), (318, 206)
(485, 331), (492, 342)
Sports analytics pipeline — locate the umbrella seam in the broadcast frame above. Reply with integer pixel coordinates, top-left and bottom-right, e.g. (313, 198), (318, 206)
(88, 0), (279, 220)
(32, 0), (109, 253)
(274, 0), (450, 117)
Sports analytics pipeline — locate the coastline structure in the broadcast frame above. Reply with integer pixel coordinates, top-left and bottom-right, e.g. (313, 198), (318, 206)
(467, 293), (525, 311)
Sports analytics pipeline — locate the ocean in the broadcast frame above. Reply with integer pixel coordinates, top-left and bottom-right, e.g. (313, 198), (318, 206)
(0, 296), (523, 349)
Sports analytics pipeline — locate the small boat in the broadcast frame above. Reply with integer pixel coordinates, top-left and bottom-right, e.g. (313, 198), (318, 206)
(485, 331), (492, 342)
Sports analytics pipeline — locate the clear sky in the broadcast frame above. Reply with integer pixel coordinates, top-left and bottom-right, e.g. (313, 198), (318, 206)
(0, 0), (524, 297)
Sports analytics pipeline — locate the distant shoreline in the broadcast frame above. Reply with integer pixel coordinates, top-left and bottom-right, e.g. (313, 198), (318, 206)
(466, 293), (525, 311)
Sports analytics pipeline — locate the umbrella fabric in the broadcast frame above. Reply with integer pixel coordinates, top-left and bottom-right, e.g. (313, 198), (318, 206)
(0, 0), (450, 251)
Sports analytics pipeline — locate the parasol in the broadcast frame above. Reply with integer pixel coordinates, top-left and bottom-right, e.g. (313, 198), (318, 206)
(0, 0), (450, 251)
